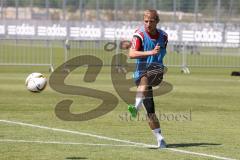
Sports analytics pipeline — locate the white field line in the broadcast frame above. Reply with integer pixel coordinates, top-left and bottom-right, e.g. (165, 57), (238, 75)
(167, 148), (237, 160)
(0, 119), (153, 147)
(0, 119), (237, 160)
(0, 139), (143, 147)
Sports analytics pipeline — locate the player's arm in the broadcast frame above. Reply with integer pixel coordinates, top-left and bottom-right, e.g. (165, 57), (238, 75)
(159, 33), (168, 57)
(128, 36), (159, 59)
(129, 47), (159, 59)
(163, 33), (168, 48)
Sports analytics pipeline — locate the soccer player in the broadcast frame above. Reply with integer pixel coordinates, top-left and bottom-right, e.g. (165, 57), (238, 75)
(128, 9), (168, 148)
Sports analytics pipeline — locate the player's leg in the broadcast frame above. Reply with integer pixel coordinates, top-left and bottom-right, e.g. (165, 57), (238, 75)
(128, 76), (148, 118)
(143, 86), (166, 148)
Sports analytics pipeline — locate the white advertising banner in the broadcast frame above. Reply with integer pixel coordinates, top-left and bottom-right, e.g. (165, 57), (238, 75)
(0, 25), (5, 35)
(0, 20), (239, 47)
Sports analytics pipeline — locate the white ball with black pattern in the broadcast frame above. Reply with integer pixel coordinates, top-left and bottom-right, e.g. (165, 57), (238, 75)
(25, 73), (47, 92)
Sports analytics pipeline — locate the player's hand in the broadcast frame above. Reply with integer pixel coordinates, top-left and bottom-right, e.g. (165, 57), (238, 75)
(151, 43), (160, 55)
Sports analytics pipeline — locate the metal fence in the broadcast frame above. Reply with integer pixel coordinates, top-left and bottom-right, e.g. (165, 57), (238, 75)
(63, 40), (240, 69)
(0, 39), (54, 71)
(1, 21), (239, 68)
(0, 0), (239, 70)
(166, 43), (240, 68)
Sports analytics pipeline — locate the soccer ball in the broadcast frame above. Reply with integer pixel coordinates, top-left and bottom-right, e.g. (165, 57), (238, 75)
(25, 72), (47, 92)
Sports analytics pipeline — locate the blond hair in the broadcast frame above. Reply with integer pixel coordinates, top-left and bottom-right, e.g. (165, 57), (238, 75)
(143, 9), (160, 23)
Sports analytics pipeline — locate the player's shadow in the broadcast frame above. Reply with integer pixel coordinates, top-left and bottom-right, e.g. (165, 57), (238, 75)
(167, 142), (221, 148)
(65, 157), (87, 160)
(148, 142), (221, 150)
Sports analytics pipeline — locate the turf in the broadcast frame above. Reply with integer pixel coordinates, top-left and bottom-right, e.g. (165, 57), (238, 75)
(0, 66), (240, 160)
(1, 40), (240, 159)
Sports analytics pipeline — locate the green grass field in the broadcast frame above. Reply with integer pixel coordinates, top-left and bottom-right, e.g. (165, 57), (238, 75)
(1, 41), (240, 159)
(0, 65), (240, 160)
